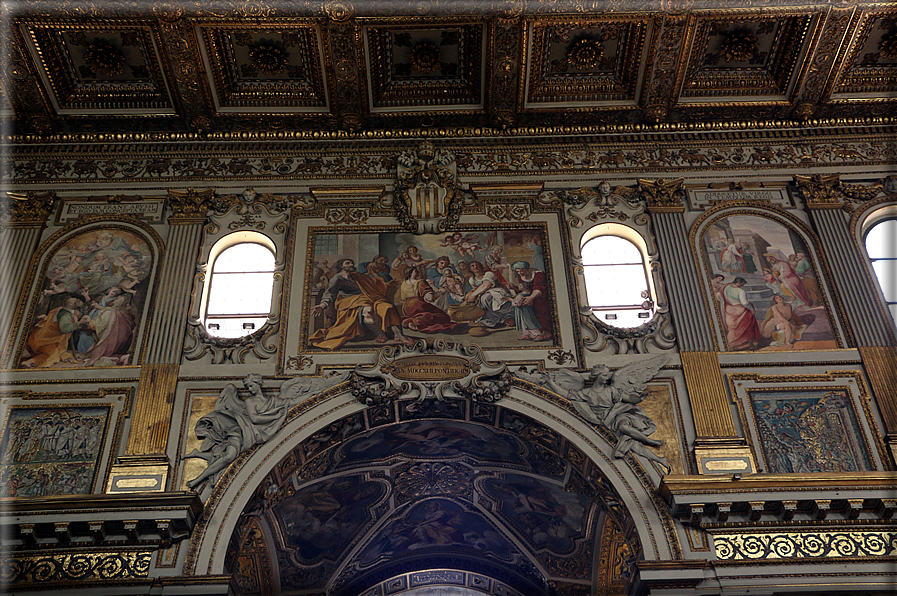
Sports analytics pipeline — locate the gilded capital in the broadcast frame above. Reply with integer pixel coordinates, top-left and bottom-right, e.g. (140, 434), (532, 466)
(167, 188), (215, 223)
(794, 174), (843, 210)
(638, 178), (685, 213)
(1, 191), (55, 228)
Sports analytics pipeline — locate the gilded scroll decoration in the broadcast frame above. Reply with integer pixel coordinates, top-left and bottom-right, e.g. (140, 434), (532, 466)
(714, 531), (897, 560)
(5, 551), (153, 584)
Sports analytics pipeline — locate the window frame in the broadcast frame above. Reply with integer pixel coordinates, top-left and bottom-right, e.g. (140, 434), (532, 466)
(201, 231), (277, 338)
(860, 206), (897, 327)
(580, 223), (657, 328)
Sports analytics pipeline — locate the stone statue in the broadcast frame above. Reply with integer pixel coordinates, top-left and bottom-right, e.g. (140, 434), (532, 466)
(517, 355), (670, 473)
(183, 371), (348, 489)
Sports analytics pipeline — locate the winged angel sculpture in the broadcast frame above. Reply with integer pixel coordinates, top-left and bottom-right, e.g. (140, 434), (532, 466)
(184, 372), (348, 490)
(518, 355), (670, 473)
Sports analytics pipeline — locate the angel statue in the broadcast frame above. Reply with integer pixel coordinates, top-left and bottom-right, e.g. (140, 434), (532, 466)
(518, 355), (670, 473)
(183, 371), (348, 490)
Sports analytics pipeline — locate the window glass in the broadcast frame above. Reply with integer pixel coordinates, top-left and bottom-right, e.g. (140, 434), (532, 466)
(205, 242), (276, 338)
(581, 235), (654, 328)
(865, 218), (897, 323)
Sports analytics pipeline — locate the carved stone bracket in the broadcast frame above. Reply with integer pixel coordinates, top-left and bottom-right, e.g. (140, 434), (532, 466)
(1, 191), (55, 228)
(351, 340), (509, 406)
(639, 178), (686, 213)
(167, 188), (215, 223)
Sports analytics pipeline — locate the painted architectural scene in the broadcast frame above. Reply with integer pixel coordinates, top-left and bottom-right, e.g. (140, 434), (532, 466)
(0, 407), (109, 496)
(703, 215), (838, 351)
(749, 389), (872, 474)
(18, 228), (154, 368)
(305, 227), (555, 350)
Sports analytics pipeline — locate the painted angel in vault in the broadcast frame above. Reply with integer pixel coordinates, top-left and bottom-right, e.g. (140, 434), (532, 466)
(183, 372), (348, 490)
(523, 355), (670, 473)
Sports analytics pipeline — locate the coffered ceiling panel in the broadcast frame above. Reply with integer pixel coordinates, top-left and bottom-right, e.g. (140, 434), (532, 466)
(18, 18), (176, 115)
(363, 21), (486, 112)
(198, 21), (329, 112)
(829, 8), (897, 100)
(675, 10), (819, 104)
(522, 16), (652, 109)
(6, 3), (894, 137)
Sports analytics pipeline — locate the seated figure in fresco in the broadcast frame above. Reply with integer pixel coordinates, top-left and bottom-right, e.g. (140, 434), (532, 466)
(760, 294), (807, 349)
(310, 258), (414, 349)
(463, 261), (515, 328)
(396, 267), (456, 333)
(21, 295), (90, 368)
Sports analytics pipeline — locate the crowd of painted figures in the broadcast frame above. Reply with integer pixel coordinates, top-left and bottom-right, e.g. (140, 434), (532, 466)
(310, 233), (553, 350)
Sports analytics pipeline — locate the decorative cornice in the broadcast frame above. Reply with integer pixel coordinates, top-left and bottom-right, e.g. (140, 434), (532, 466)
(639, 177), (686, 213)
(166, 188), (215, 223)
(1, 191), (55, 228)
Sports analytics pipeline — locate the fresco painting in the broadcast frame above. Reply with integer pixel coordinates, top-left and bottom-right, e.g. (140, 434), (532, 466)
(19, 228), (153, 368)
(357, 499), (517, 566)
(273, 475), (384, 563)
(306, 228), (554, 350)
(335, 420), (523, 466)
(483, 474), (592, 553)
(0, 407), (110, 496)
(749, 389), (872, 473)
(703, 215), (837, 351)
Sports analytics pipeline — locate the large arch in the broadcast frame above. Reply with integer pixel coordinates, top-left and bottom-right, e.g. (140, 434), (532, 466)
(183, 381), (679, 594)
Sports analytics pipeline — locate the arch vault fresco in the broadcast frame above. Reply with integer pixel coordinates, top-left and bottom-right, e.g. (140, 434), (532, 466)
(196, 386), (654, 596)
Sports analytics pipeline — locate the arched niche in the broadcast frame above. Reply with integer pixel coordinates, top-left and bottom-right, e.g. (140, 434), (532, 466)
(183, 384), (679, 594)
(692, 203), (847, 353)
(9, 218), (162, 369)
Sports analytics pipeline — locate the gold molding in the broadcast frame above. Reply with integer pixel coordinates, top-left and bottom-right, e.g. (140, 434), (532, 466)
(859, 346), (897, 467)
(124, 363), (179, 463)
(681, 351), (738, 440)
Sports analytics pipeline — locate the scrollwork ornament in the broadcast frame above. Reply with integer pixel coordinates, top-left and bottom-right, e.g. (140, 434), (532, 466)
(451, 370), (512, 404)
(801, 533), (826, 557)
(350, 370), (408, 406)
(325, 0), (355, 22)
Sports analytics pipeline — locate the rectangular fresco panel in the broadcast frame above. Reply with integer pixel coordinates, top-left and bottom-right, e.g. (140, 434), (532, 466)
(304, 227), (555, 351)
(702, 214), (838, 351)
(749, 389), (871, 473)
(18, 227), (153, 368)
(0, 406), (110, 496)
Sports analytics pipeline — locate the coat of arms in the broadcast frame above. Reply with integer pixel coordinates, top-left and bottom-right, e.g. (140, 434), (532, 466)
(392, 141), (473, 234)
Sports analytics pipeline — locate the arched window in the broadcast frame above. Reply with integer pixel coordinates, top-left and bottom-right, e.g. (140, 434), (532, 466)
(581, 224), (655, 328)
(203, 232), (276, 338)
(864, 217), (896, 323)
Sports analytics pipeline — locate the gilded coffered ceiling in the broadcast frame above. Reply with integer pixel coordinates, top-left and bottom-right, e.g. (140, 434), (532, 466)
(5, 1), (896, 139)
